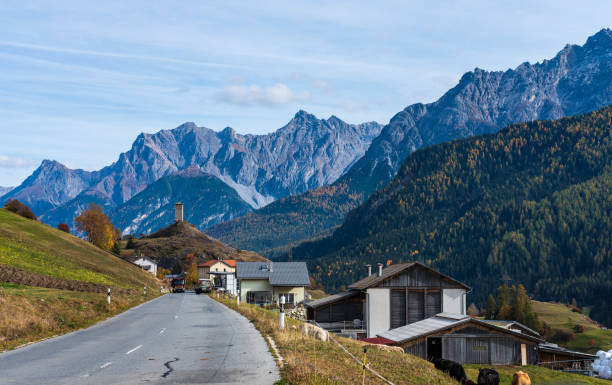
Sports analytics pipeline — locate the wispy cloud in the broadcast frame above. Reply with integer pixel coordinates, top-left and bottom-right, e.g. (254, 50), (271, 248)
(0, 155), (36, 168)
(214, 83), (310, 107)
(341, 100), (369, 112)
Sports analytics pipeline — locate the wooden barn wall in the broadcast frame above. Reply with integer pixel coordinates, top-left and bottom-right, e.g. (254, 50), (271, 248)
(440, 334), (538, 365)
(379, 265), (463, 289)
(403, 339), (427, 359)
(314, 297), (363, 323)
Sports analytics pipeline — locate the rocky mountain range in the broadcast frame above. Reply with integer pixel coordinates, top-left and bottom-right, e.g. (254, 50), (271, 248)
(1, 112), (381, 233)
(207, 28), (612, 255)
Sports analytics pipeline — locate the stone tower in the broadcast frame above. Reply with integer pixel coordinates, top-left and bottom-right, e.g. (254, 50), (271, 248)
(174, 202), (184, 223)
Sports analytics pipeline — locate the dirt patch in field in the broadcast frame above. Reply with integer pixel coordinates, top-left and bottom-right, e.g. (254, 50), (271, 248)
(0, 265), (133, 295)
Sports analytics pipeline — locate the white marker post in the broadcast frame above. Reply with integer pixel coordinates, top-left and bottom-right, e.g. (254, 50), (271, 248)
(236, 293), (240, 306)
(144, 286), (147, 295)
(279, 295), (285, 330)
(107, 288), (111, 305)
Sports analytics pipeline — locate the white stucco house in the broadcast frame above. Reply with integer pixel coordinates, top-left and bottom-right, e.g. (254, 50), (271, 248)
(133, 257), (158, 276)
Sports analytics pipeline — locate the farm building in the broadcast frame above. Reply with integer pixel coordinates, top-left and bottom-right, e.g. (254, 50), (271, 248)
(236, 262), (309, 306)
(306, 262), (470, 338)
(378, 313), (543, 365)
(537, 342), (597, 371)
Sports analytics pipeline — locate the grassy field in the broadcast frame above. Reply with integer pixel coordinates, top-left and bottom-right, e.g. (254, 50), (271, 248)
(0, 209), (162, 350)
(211, 293), (459, 385)
(533, 300), (612, 353)
(464, 364), (609, 385)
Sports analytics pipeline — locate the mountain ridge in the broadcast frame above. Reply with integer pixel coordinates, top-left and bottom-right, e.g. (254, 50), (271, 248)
(207, 28), (612, 255)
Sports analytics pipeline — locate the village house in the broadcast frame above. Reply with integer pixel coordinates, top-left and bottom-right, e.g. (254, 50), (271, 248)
(198, 259), (237, 295)
(236, 262), (309, 306)
(133, 256), (157, 276)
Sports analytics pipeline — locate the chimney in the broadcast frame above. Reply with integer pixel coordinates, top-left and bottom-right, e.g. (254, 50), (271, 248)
(174, 202), (184, 222)
(377, 263), (383, 277)
(366, 264), (372, 277)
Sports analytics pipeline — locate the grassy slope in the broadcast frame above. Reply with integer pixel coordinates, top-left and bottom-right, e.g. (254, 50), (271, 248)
(0, 209), (161, 350)
(464, 364), (609, 385)
(533, 300), (612, 353)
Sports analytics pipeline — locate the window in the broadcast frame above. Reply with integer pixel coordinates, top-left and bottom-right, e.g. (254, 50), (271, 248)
(224, 268), (226, 272)
(279, 293), (294, 304)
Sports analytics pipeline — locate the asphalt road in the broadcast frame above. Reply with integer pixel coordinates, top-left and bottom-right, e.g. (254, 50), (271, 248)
(0, 293), (279, 385)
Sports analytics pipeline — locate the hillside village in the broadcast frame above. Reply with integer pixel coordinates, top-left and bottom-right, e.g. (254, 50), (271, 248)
(1, 11), (612, 385)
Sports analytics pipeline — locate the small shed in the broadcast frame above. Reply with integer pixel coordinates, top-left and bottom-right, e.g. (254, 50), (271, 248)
(538, 343), (597, 371)
(378, 313), (543, 365)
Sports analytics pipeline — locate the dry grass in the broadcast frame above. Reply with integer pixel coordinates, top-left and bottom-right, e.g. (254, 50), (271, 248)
(0, 282), (158, 352)
(211, 294), (458, 385)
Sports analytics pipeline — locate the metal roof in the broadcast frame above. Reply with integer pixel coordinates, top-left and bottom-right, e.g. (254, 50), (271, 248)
(379, 313), (544, 344)
(481, 320), (541, 337)
(305, 290), (361, 309)
(236, 262), (310, 286)
(538, 342), (597, 359)
(348, 262), (470, 290)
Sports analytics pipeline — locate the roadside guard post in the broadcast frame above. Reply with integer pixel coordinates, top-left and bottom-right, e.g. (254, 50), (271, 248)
(362, 346), (367, 385)
(279, 295), (285, 330)
(144, 286), (147, 295)
(107, 288), (111, 305)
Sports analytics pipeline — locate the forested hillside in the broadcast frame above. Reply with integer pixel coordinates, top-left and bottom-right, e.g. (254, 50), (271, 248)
(208, 29), (612, 255)
(290, 106), (612, 326)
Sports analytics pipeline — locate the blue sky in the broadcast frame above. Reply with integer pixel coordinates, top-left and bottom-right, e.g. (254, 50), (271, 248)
(0, 1), (610, 187)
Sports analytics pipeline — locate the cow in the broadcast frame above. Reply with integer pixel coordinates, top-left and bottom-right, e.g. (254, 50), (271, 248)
(512, 371), (531, 385)
(477, 368), (500, 385)
(464, 381), (477, 385)
(431, 358), (467, 383)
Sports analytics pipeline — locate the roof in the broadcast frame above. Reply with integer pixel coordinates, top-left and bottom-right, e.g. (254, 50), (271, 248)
(379, 313), (544, 344)
(133, 256), (156, 265)
(348, 262), (470, 290)
(236, 262), (310, 286)
(198, 259), (236, 268)
(305, 290), (361, 309)
(361, 337), (396, 345)
(481, 320), (541, 337)
(538, 343), (597, 359)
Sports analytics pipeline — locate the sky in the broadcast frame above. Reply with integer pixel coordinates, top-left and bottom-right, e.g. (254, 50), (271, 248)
(0, 1), (610, 187)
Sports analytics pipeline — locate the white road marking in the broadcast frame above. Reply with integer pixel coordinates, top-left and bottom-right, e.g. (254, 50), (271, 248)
(159, 328), (166, 334)
(100, 362), (112, 369)
(126, 345), (142, 355)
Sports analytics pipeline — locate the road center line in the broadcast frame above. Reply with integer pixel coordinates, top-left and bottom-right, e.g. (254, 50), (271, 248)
(100, 362), (112, 369)
(159, 328), (166, 334)
(126, 345), (142, 355)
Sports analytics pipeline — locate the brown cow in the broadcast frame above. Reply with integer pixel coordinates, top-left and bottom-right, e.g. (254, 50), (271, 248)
(512, 371), (531, 385)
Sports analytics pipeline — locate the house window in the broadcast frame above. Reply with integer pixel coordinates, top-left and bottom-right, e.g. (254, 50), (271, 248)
(224, 268), (226, 272)
(279, 293), (294, 304)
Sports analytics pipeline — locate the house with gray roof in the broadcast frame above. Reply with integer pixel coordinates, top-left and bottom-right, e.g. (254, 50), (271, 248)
(236, 262), (309, 305)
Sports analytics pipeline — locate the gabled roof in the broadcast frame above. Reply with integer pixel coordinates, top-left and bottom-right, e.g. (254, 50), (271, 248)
(348, 262), (470, 290)
(305, 290), (362, 309)
(236, 262), (310, 286)
(378, 313), (544, 344)
(198, 259), (236, 268)
(481, 320), (541, 337)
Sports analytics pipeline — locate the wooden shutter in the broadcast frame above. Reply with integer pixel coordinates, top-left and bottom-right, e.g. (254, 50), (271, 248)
(425, 291), (441, 318)
(390, 290), (406, 329)
(407, 291), (424, 324)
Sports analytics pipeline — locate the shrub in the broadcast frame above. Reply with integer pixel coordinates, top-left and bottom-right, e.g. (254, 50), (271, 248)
(4, 199), (36, 220)
(552, 329), (574, 343)
(573, 324), (585, 333)
(57, 223), (70, 233)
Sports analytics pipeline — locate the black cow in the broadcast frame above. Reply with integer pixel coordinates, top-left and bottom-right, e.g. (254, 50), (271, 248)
(431, 358), (467, 383)
(477, 368), (500, 385)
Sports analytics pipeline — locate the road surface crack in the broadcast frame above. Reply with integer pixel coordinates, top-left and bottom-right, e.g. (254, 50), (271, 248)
(161, 357), (179, 378)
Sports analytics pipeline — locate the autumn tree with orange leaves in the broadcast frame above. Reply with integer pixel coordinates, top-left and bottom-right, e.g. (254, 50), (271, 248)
(75, 204), (120, 252)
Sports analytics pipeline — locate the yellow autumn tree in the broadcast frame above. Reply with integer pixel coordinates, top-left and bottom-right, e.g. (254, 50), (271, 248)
(75, 204), (120, 252)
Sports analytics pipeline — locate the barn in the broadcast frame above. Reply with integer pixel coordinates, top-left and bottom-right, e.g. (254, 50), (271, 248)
(378, 313), (543, 365)
(306, 262), (470, 338)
